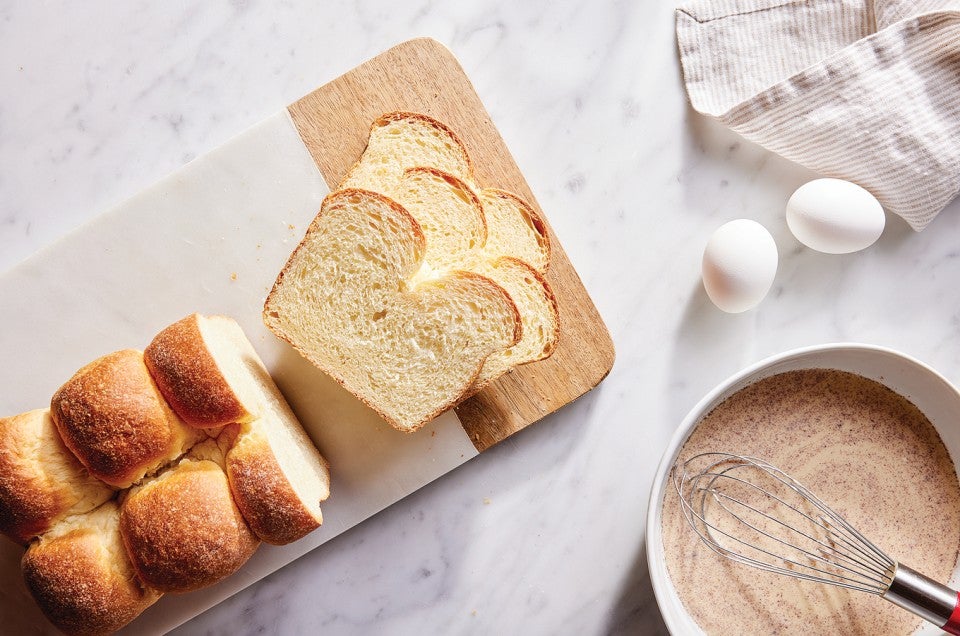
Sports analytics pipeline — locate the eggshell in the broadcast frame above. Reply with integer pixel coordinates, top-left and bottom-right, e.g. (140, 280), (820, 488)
(702, 219), (778, 314)
(786, 178), (885, 254)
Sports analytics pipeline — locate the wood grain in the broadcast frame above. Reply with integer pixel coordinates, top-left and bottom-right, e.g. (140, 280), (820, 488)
(287, 38), (614, 451)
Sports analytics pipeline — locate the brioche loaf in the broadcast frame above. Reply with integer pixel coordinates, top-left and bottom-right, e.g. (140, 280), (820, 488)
(1, 313), (330, 633)
(51, 349), (205, 488)
(145, 313), (331, 544)
(120, 439), (258, 593)
(21, 501), (160, 636)
(0, 409), (113, 544)
(264, 188), (521, 431)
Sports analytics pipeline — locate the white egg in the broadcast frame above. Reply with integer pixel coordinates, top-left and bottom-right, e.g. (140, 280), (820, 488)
(786, 178), (885, 254)
(702, 219), (778, 313)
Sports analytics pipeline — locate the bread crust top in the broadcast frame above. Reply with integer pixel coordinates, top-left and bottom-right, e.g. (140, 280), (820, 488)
(0, 409), (113, 544)
(21, 502), (160, 636)
(120, 459), (259, 593)
(50, 349), (202, 488)
(145, 314), (254, 428)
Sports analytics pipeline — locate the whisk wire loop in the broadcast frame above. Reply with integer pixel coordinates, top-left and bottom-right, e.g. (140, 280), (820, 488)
(673, 452), (896, 595)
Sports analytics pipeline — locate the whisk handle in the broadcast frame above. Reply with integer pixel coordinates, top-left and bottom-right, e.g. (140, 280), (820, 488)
(883, 563), (960, 635)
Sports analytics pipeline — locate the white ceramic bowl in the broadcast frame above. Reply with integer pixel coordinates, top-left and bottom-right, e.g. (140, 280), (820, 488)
(645, 343), (960, 635)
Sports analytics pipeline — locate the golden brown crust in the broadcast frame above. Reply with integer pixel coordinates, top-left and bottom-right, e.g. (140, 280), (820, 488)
(119, 459), (259, 593)
(481, 188), (552, 271)
(21, 504), (160, 636)
(0, 410), (113, 545)
(226, 432), (323, 544)
(144, 314), (253, 428)
(50, 349), (203, 488)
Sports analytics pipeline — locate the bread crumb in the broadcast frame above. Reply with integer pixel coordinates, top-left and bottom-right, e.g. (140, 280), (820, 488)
(482, 497), (491, 505)
(288, 224), (296, 230)
(230, 273), (238, 281)
(471, 610), (477, 617)
(431, 431), (436, 437)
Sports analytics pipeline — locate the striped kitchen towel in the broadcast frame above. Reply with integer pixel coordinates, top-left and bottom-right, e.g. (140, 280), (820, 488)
(676, 0), (960, 230)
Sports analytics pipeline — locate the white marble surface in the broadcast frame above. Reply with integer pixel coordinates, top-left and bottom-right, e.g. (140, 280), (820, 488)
(3, 1), (960, 634)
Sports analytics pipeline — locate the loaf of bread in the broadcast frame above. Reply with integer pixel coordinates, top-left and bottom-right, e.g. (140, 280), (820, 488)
(21, 501), (161, 636)
(0, 409), (113, 544)
(51, 349), (205, 488)
(0, 313), (330, 633)
(145, 313), (331, 543)
(264, 188), (522, 431)
(120, 439), (258, 592)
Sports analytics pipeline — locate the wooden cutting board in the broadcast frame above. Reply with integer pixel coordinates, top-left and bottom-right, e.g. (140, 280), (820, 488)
(288, 38), (615, 451)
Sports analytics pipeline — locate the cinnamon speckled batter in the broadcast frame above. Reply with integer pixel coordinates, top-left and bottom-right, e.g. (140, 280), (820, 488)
(662, 369), (960, 635)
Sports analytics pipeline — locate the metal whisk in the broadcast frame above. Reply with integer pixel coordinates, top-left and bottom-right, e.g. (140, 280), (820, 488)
(673, 452), (960, 634)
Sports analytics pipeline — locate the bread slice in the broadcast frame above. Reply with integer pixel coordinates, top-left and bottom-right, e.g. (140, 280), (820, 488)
(0, 409), (113, 545)
(392, 167), (487, 274)
(144, 313), (331, 545)
(389, 168), (559, 388)
(50, 350), (205, 488)
(479, 188), (551, 273)
(22, 501), (160, 636)
(339, 112), (473, 193)
(471, 258), (559, 388)
(264, 188), (521, 432)
(119, 439), (259, 592)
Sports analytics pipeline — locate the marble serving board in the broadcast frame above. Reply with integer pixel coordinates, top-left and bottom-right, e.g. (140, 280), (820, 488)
(0, 38), (612, 634)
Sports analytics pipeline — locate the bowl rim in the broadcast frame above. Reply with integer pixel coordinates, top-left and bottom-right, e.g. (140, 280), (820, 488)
(644, 342), (960, 635)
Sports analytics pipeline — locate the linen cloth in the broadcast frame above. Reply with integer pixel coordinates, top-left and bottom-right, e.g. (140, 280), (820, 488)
(676, 0), (960, 230)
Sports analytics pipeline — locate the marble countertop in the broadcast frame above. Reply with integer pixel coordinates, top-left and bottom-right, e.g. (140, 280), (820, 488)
(4, 1), (960, 634)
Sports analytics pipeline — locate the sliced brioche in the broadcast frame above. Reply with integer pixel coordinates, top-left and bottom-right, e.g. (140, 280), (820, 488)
(339, 112), (473, 193)
(0, 409), (113, 544)
(338, 113), (557, 390)
(394, 167), (487, 273)
(479, 188), (551, 272)
(22, 501), (160, 636)
(390, 168), (559, 387)
(50, 349), (205, 488)
(472, 257), (560, 387)
(339, 112), (552, 275)
(264, 188), (521, 431)
(142, 313), (331, 544)
(119, 439), (259, 592)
